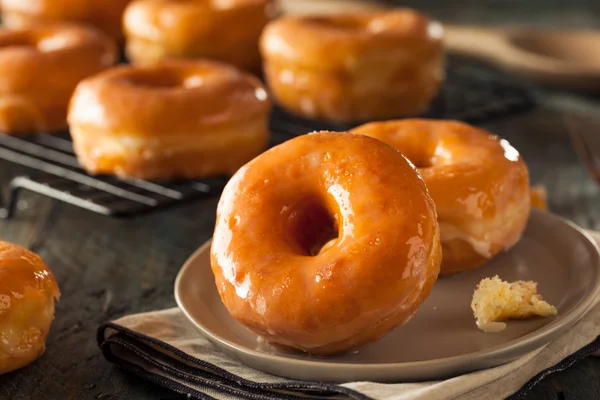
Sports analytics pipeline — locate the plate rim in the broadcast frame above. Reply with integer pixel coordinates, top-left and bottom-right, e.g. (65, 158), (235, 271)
(174, 209), (600, 373)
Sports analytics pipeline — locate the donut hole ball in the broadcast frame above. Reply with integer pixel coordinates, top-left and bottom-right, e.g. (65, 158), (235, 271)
(123, 0), (277, 71)
(0, 241), (61, 375)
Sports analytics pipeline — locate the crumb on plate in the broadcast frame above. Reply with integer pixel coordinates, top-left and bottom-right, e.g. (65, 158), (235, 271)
(471, 275), (557, 333)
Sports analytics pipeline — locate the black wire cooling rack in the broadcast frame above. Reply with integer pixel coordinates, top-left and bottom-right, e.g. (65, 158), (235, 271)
(0, 61), (536, 219)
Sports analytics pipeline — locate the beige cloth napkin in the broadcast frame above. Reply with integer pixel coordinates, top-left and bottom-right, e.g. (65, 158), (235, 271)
(98, 232), (600, 400)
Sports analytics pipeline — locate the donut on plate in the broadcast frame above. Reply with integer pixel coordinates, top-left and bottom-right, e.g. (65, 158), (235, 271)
(211, 131), (441, 355)
(123, 0), (278, 71)
(0, 0), (133, 41)
(259, 8), (444, 123)
(0, 24), (117, 135)
(0, 241), (60, 375)
(351, 119), (530, 275)
(68, 59), (272, 180)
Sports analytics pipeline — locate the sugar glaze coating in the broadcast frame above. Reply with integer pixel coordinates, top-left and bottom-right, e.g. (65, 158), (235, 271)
(260, 9), (444, 123)
(124, 0), (278, 71)
(211, 132), (441, 355)
(68, 59), (271, 180)
(352, 119), (530, 275)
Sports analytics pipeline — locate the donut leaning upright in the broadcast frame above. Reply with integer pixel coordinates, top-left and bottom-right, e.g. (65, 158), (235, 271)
(352, 119), (531, 275)
(211, 131), (441, 355)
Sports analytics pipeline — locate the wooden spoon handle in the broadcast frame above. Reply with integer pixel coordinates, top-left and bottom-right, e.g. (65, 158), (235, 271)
(443, 26), (518, 64)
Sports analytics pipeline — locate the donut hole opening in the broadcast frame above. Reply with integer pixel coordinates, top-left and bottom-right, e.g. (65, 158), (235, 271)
(307, 12), (423, 35)
(122, 71), (208, 89)
(397, 151), (434, 169)
(124, 72), (185, 88)
(288, 199), (339, 256)
(410, 156), (434, 169)
(0, 34), (35, 49)
(307, 16), (369, 32)
(0, 32), (83, 52)
(36, 33), (83, 52)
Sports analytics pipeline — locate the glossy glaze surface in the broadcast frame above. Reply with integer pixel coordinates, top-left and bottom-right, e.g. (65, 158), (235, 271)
(0, 0), (133, 41)
(0, 241), (60, 375)
(124, 0), (278, 71)
(259, 9), (444, 123)
(210, 132), (441, 355)
(68, 59), (271, 180)
(352, 119), (531, 275)
(0, 24), (117, 135)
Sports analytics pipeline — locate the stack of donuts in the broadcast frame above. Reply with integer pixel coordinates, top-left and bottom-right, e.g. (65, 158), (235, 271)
(0, 0), (537, 374)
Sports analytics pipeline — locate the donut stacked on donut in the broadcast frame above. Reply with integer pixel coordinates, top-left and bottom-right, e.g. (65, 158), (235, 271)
(0, 241), (60, 375)
(68, 60), (272, 180)
(351, 119), (530, 275)
(0, 0), (132, 41)
(124, 0), (278, 71)
(0, 24), (117, 135)
(260, 9), (444, 123)
(211, 132), (441, 355)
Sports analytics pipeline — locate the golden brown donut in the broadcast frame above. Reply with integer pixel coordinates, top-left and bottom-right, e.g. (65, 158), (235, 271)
(0, 24), (117, 135)
(0, 241), (60, 375)
(259, 9), (444, 123)
(211, 132), (441, 355)
(68, 60), (272, 180)
(351, 119), (530, 275)
(0, 0), (133, 41)
(124, 0), (278, 71)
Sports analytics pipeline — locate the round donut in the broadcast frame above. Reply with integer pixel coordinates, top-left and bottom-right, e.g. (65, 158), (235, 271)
(68, 59), (272, 180)
(0, 0), (133, 41)
(259, 9), (444, 123)
(0, 24), (117, 135)
(124, 0), (278, 71)
(211, 132), (441, 355)
(0, 241), (60, 375)
(351, 119), (530, 275)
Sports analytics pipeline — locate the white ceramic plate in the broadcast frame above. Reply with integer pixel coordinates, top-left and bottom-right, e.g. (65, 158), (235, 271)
(174, 209), (600, 382)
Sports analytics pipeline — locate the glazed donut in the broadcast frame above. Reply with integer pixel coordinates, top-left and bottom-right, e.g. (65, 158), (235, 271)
(68, 60), (271, 180)
(123, 0), (278, 71)
(351, 119), (530, 275)
(0, 24), (117, 135)
(259, 9), (444, 123)
(0, 241), (60, 375)
(0, 0), (133, 41)
(211, 132), (441, 355)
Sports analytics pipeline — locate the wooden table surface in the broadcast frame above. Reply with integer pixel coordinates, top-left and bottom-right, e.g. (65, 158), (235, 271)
(1, 1), (600, 399)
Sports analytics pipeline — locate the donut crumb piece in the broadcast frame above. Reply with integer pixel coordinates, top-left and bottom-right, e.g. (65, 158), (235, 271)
(471, 275), (557, 333)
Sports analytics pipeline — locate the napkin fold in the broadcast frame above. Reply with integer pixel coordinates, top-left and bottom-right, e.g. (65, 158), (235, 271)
(97, 231), (600, 400)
